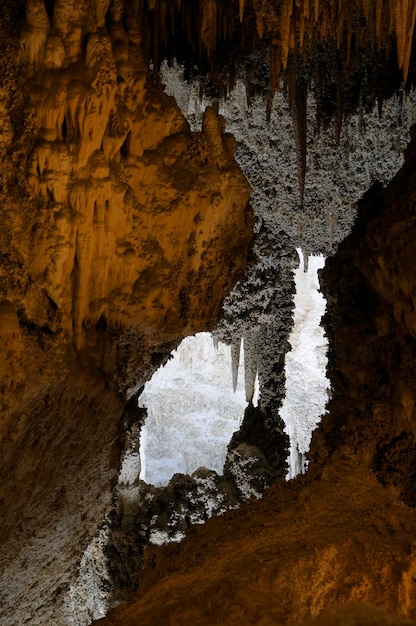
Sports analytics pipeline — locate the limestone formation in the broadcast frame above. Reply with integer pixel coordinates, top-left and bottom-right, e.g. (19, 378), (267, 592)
(0, 2), (251, 623)
(1, 1), (416, 626)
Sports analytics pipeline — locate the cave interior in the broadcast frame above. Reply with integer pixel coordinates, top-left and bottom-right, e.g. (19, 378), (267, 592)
(1, 1), (416, 625)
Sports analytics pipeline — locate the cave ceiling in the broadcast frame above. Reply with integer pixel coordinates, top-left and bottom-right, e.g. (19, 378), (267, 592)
(1, 1), (416, 625)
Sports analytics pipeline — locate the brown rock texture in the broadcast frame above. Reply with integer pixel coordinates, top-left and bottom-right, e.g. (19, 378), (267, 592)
(0, 2), (251, 622)
(97, 464), (416, 625)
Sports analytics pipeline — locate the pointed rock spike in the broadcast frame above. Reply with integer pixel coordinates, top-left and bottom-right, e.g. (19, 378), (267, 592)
(231, 338), (242, 393)
(243, 333), (257, 404)
(402, 1), (416, 81)
(289, 62), (307, 209)
(239, 0), (245, 22)
(314, 0), (319, 23)
(375, 0), (383, 46)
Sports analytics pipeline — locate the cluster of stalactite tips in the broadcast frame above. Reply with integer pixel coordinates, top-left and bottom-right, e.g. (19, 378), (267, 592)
(137, 0), (416, 201)
(136, 0), (416, 84)
(17, 0), (416, 208)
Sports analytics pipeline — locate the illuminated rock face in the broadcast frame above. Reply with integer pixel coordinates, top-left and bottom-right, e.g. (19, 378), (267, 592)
(0, 3), (251, 624)
(15, 3), (252, 358)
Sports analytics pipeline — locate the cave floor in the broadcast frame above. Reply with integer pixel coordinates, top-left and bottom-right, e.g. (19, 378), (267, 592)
(97, 458), (416, 625)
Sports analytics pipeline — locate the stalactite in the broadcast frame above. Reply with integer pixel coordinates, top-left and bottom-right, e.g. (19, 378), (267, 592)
(239, 0), (245, 22)
(134, 0), (416, 160)
(136, 0), (416, 84)
(404, 2), (416, 80)
(300, 248), (309, 273)
(335, 70), (344, 144)
(314, 0), (319, 23)
(288, 59), (307, 208)
(245, 61), (254, 107)
(152, 1), (160, 68)
(231, 338), (242, 393)
(270, 45), (281, 94)
(280, 0), (293, 70)
(200, 0), (217, 54)
(375, 0), (383, 45)
(336, 4), (345, 47)
(243, 332), (258, 404)
(159, 1), (167, 49)
(328, 208), (336, 249)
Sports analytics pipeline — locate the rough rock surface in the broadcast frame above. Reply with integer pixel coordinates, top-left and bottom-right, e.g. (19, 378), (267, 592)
(163, 64), (416, 257)
(311, 125), (416, 508)
(163, 60), (416, 442)
(79, 96), (416, 621)
(97, 463), (416, 626)
(102, 397), (288, 608)
(97, 129), (416, 626)
(0, 3), (251, 624)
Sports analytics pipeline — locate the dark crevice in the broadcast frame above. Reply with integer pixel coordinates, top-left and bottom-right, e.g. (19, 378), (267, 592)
(44, 0), (53, 24)
(120, 131), (131, 159)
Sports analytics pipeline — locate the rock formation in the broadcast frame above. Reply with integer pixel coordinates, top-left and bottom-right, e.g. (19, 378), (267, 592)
(0, 2), (251, 623)
(97, 129), (416, 625)
(1, 1), (416, 625)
